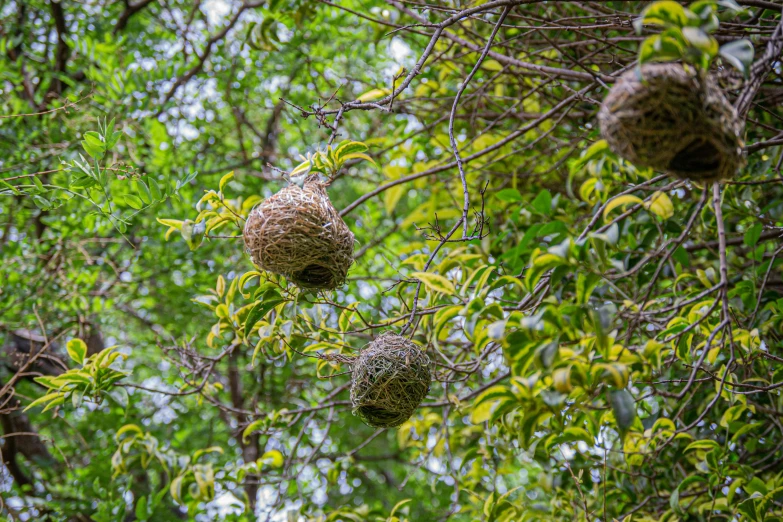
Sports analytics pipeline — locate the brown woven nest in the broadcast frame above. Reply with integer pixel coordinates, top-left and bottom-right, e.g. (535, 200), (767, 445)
(598, 63), (744, 183)
(349, 333), (431, 429)
(243, 177), (354, 290)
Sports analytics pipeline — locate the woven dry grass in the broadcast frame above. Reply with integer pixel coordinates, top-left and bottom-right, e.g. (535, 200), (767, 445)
(598, 63), (744, 183)
(350, 333), (431, 429)
(243, 177), (354, 290)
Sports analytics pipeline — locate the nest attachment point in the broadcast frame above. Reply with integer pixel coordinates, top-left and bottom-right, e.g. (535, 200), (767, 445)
(350, 333), (431, 429)
(598, 63), (744, 183)
(243, 178), (354, 290)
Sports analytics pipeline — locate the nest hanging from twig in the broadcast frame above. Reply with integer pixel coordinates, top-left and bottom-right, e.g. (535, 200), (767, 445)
(598, 63), (744, 183)
(349, 333), (431, 429)
(243, 177), (354, 290)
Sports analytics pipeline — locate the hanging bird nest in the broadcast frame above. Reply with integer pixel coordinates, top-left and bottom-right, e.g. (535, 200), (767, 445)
(349, 333), (431, 429)
(243, 177), (354, 290)
(598, 63), (744, 183)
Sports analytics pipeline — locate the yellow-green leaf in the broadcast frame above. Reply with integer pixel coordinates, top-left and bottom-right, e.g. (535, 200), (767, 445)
(340, 152), (376, 166)
(23, 392), (63, 412)
(259, 449), (284, 468)
(218, 171), (234, 192)
(67, 338), (88, 365)
(170, 475), (184, 504)
(410, 272), (456, 296)
(384, 184), (405, 215)
(357, 88), (390, 102)
(644, 191), (674, 219)
(603, 195), (643, 221)
(481, 59), (504, 71)
(115, 424), (143, 441)
(216, 275), (226, 298)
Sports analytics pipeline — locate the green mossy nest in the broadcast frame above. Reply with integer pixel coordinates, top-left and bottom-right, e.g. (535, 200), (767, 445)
(243, 178), (354, 290)
(350, 333), (431, 429)
(598, 63), (744, 183)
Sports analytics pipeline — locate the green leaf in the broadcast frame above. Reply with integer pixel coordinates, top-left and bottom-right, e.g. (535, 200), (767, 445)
(180, 220), (205, 251)
(732, 421), (763, 441)
(71, 388), (84, 408)
(32, 176), (47, 193)
(0, 179), (20, 194)
(335, 141), (369, 158)
(115, 424), (143, 440)
(644, 191), (674, 219)
(71, 176), (97, 189)
(578, 139), (609, 166)
(715, 0), (744, 12)
(192, 446), (224, 462)
(410, 272), (456, 295)
(496, 188), (523, 202)
(219, 171), (234, 193)
(357, 88), (390, 102)
(124, 194), (144, 209)
(603, 195), (643, 220)
(545, 427), (594, 451)
(136, 180), (152, 204)
(23, 392), (64, 412)
(32, 196), (51, 209)
(684, 439), (720, 452)
(471, 385), (516, 424)
(744, 476), (768, 496)
(338, 304), (358, 332)
(531, 189), (552, 216)
(259, 449), (284, 468)
(170, 475), (184, 505)
(244, 293), (284, 339)
(535, 340), (558, 369)
(608, 389), (636, 434)
(157, 218), (184, 240)
(83, 132), (105, 149)
(242, 419), (266, 443)
(525, 252), (567, 291)
(82, 140), (106, 159)
(640, 33), (685, 64)
(290, 160), (312, 177)
(389, 499), (412, 518)
(671, 476), (707, 515)
(720, 404), (747, 428)
(107, 131), (122, 150)
(682, 27), (718, 56)
(744, 222), (763, 246)
(719, 39), (754, 78)
(638, 1), (689, 30)
(67, 338), (88, 365)
(383, 184), (405, 215)
(135, 496), (148, 521)
(148, 177), (163, 200)
(339, 152), (376, 166)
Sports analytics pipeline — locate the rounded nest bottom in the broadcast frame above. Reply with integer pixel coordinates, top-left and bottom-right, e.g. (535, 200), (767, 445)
(350, 333), (431, 429)
(598, 63), (744, 183)
(243, 178), (354, 290)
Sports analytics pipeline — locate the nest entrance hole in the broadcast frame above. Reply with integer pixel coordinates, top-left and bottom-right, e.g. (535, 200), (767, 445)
(291, 263), (335, 289)
(668, 137), (722, 175)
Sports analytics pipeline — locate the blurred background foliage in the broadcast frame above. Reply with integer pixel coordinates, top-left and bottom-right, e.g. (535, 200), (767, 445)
(1, 0), (783, 520)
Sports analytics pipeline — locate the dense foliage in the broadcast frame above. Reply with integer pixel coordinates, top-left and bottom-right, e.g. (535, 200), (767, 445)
(1, 0), (783, 520)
